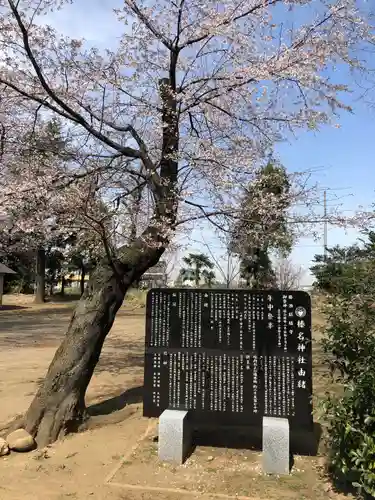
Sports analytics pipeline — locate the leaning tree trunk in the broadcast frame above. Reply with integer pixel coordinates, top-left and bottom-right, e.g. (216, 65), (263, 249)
(60, 276), (65, 297)
(24, 249), (162, 447)
(24, 75), (178, 447)
(34, 248), (46, 304)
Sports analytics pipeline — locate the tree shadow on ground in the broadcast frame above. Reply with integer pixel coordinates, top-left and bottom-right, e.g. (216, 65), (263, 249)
(94, 338), (144, 375)
(0, 305), (28, 311)
(0, 306), (74, 318)
(119, 308), (146, 317)
(0, 311), (144, 353)
(95, 352), (144, 375)
(0, 310), (71, 348)
(48, 294), (81, 302)
(87, 386), (144, 417)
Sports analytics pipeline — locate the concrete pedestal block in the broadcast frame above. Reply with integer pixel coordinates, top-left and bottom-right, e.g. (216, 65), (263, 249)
(158, 410), (192, 465)
(262, 417), (290, 475)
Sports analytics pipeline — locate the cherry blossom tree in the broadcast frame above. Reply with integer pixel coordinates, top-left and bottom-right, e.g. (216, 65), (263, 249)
(0, 118), (68, 302)
(0, 0), (373, 445)
(274, 257), (305, 290)
(0, 116), (104, 301)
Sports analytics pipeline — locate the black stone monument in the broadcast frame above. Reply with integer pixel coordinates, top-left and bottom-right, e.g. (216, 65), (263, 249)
(143, 289), (312, 430)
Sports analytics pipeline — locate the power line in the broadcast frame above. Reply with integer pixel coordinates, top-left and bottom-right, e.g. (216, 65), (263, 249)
(185, 184), (362, 268)
(294, 244), (325, 248)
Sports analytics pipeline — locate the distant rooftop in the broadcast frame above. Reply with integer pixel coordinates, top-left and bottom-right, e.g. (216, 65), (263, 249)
(0, 263), (16, 274)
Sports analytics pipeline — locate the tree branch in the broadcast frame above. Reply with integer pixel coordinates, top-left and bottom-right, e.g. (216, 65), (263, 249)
(125, 0), (174, 50)
(175, 0), (186, 46)
(74, 100), (159, 181)
(180, 0), (281, 48)
(6, 0), (142, 159)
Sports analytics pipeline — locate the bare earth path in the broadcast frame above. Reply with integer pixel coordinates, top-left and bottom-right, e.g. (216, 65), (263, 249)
(0, 299), (145, 428)
(0, 296), (149, 499)
(0, 295), (353, 500)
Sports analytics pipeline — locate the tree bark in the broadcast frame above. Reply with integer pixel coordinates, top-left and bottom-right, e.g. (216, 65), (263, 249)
(34, 248), (46, 304)
(61, 276), (65, 297)
(24, 247), (162, 447)
(80, 266), (85, 296)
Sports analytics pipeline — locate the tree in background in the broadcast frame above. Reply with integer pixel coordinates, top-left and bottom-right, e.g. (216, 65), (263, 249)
(0, 0), (372, 446)
(27, 119), (70, 303)
(45, 248), (65, 296)
(202, 269), (216, 288)
(274, 257), (304, 290)
(240, 249), (277, 289)
(1, 249), (35, 294)
(1, 117), (72, 303)
(67, 252), (98, 297)
(310, 244), (364, 294)
(1, 231), (102, 298)
(1, 115), (114, 303)
(62, 229), (104, 296)
(178, 253), (215, 287)
(200, 233), (241, 289)
(231, 161), (293, 289)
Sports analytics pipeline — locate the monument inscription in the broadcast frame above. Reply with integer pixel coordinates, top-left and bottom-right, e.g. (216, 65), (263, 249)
(143, 289), (312, 429)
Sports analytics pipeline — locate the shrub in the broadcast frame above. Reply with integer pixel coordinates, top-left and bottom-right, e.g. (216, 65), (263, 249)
(320, 258), (375, 498)
(322, 370), (375, 497)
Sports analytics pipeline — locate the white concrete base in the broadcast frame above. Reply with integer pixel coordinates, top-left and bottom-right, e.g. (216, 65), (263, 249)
(262, 417), (290, 475)
(158, 410), (192, 465)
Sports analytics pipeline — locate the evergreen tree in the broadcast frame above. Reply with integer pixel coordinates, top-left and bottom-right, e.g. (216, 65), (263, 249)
(310, 244), (364, 294)
(178, 253), (215, 287)
(202, 269), (216, 288)
(231, 161), (292, 289)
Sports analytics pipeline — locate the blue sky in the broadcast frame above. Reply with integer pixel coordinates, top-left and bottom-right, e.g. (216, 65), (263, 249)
(44, 1), (375, 286)
(45, 1), (122, 43)
(201, 93), (375, 286)
(277, 98), (375, 285)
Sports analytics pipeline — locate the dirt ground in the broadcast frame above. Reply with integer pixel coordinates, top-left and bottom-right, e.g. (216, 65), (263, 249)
(0, 294), (353, 500)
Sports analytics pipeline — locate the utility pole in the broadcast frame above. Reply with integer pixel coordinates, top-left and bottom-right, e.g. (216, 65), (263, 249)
(323, 190), (328, 261)
(226, 248), (231, 288)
